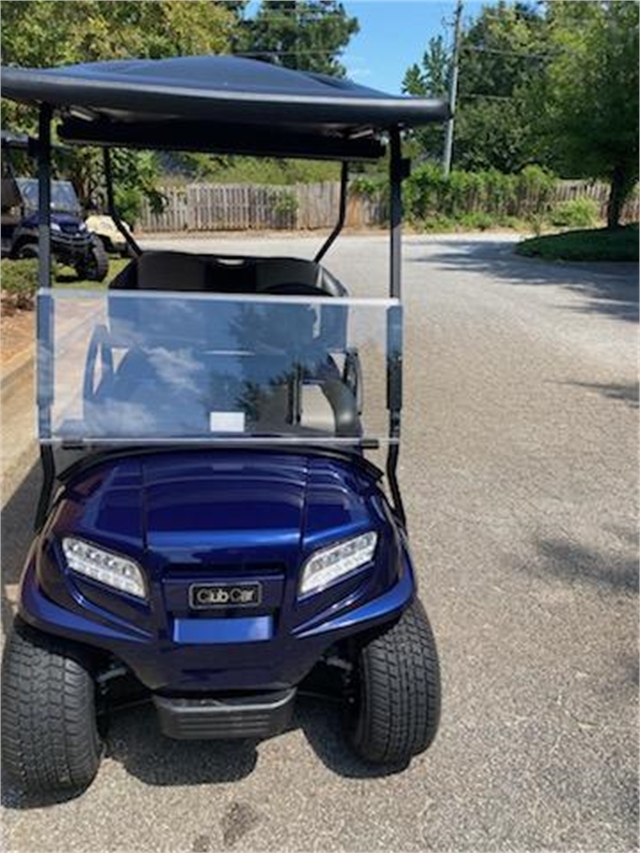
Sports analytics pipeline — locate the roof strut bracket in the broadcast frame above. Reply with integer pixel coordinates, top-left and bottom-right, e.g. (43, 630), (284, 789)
(314, 161), (348, 264)
(103, 148), (142, 258)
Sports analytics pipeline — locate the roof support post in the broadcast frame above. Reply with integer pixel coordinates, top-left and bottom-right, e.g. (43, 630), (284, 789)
(37, 103), (52, 290)
(314, 160), (348, 263)
(35, 103), (56, 531)
(103, 148), (142, 257)
(389, 127), (402, 300)
(386, 127), (406, 527)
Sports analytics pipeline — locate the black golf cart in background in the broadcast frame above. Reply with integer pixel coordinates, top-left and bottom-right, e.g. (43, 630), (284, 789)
(1, 131), (109, 281)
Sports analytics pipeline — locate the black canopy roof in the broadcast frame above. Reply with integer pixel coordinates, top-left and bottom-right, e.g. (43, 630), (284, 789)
(1, 56), (450, 160)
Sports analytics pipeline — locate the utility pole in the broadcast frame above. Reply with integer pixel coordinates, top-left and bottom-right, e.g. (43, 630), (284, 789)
(442, 0), (463, 176)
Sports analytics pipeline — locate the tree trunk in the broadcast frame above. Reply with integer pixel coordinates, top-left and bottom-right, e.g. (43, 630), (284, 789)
(607, 163), (630, 229)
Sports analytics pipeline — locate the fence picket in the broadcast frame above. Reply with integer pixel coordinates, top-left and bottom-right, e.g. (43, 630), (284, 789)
(138, 179), (639, 232)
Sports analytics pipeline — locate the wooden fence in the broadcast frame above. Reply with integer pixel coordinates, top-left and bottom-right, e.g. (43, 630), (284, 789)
(552, 181), (639, 222)
(138, 179), (638, 233)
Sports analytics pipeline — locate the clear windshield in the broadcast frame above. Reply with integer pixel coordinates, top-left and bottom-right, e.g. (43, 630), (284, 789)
(38, 290), (401, 446)
(16, 178), (81, 214)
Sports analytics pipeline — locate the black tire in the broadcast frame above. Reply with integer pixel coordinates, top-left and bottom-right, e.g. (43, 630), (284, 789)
(1, 621), (102, 794)
(348, 600), (441, 764)
(76, 239), (109, 282)
(16, 242), (39, 259)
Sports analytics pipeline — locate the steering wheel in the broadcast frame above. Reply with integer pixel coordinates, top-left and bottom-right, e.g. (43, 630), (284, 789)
(83, 324), (114, 413)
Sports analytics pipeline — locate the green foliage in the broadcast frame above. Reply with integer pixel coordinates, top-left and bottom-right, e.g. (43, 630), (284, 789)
(1, 1), (236, 67)
(1, 258), (39, 308)
(405, 163), (556, 222)
(516, 224), (639, 262)
(1, 1), (239, 211)
(453, 2), (549, 172)
(550, 198), (599, 229)
(273, 189), (298, 220)
(1, 1), (361, 203)
(457, 211), (495, 231)
(237, 1), (359, 77)
(1, 257), (131, 304)
(532, 1), (639, 227)
(350, 174), (386, 199)
(177, 156), (340, 186)
(401, 35), (449, 163)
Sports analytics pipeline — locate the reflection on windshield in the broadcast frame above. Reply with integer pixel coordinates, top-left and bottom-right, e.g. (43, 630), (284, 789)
(41, 291), (398, 445)
(16, 178), (81, 214)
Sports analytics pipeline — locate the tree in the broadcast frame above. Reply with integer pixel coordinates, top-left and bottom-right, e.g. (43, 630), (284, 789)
(402, 2), (549, 173)
(534, 1), (639, 228)
(454, 1), (549, 172)
(401, 36), (450, 163)
(239, 1), (359, 77)
(1, 1), (239, 219)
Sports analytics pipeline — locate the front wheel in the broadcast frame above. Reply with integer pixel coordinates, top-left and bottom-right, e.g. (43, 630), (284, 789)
(1, 620), (102, 795)
(76, 239), (109, 282)
(347, 600), (441, 764)
(16, 242), (39, 260)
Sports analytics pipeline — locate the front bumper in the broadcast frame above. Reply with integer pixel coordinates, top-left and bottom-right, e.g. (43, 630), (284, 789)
(52, 231), (92, 262)
(153, 689), (296, 740)
(19, 554), (415, 693)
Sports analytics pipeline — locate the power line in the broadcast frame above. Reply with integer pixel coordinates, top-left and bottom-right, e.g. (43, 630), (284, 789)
(463, 45), (553, 59)
(236, 49), (344, 56)
(458, 92), (516, 101)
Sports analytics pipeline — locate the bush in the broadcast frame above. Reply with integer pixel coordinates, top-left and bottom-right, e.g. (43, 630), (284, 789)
(404, 163), (557, 224)
(350, 174), (385, 199)
(458, 211), (495, 231)
(550, 198), (599, 228)
(273, 189), (298, 227)
(1, 258), (39, 310)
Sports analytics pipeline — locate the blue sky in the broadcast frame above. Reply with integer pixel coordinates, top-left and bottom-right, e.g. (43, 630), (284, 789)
(342, 1), (488, 94)
(245, 1), (499, 95)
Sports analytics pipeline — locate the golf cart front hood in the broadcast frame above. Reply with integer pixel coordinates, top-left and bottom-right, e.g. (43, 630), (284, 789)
(141, 452), (307, 562)
(54, 449), (379, 567)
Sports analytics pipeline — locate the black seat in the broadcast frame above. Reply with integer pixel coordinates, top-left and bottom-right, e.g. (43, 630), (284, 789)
(109, 251), (347, 298)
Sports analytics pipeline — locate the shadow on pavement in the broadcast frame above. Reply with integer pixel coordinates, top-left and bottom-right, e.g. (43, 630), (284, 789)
(2, 693), (403, 808)
(530, 535), (639, 596)
(295, 697), (409, 779)
(410, 239), (639, 322)
(564, 380), (639, 408)
(106, 704), (260, 786)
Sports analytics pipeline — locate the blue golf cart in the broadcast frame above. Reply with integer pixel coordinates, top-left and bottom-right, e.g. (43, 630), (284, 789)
(1, 56), (449, 795)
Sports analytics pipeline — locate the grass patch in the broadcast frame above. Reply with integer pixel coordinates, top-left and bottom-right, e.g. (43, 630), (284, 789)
(516, 224), (639, 262)
(55, 257), (130, 289)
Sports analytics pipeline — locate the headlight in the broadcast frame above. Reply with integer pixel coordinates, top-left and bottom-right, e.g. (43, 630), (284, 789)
(50, 222), (61, 232)
(62, 537), (147, 599)
(299, 531), (377, 596)
(77, 221), (87, 232)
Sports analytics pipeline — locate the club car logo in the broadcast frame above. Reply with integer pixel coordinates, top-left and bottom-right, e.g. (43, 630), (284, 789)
(189, 582), (262, 609)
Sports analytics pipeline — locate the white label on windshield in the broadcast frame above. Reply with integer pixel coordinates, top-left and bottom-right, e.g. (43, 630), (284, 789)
(209, 411), (246, 433)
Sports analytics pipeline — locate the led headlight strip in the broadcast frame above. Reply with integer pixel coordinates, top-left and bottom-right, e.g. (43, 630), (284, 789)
(299, 531), (377, 596)
(62, 537), (146, 599)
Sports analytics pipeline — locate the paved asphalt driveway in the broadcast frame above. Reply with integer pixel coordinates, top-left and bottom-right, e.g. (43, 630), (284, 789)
(2, 234), (637, 852)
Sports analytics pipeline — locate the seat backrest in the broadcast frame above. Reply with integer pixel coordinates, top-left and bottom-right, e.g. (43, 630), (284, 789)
(137, 251), (209, 291)
(1, 178), (21, 212)
(255, 257), (346, 297)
